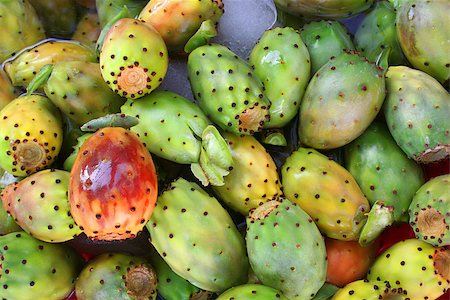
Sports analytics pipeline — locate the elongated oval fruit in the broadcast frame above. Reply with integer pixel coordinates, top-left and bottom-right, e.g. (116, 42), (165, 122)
(217, 284), (288, 300)
(69, 127), (158, 240)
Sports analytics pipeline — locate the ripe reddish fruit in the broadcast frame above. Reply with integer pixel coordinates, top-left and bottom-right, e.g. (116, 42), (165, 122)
(376, 222), (415, 256)
(69, 127), (157, 241)
(325, 237), (379, 287)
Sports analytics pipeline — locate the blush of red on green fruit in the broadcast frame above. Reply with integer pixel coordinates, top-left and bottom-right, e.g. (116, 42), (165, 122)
(325, 237), (379, 287)
(69, 127), (158, 241)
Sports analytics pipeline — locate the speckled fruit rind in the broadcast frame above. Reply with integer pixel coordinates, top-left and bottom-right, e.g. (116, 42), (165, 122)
(249, 27), (310, 128)
(367, 239), (450, 299)
(96, 0), (148, 27)
(298, 50), (385, 149)
(409, 174), (449, 247)
(212, 132), (282, 215)
(147, 177), (248, 292)
(188, 43), (271, 135)
(246, 199), (327, 300)
(0, 167), (21, 235)
(99, 18), (168, 100)
(76, 253), (158, 300)
(72, 12), (101, 51)
(0, 70), (16, 111)
(331, 280), (408, 300)
(383, 66), (450, 164)
(0, 231), (82, 300)
(4, 39), (96, 88)
(282, 148), (369, 241)
(69, 127), (158, 241)
(0, 95), (63, 177)
(28, 0), (77, 38)
(1, 169), (81, 243)
(217, 284), (288, 300)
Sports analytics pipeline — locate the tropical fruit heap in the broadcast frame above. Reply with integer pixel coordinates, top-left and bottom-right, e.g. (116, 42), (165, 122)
(0, 0), (448, 299)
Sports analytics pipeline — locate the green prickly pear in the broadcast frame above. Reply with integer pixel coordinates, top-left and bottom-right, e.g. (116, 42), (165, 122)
(75, 253), (158, 300)
(0, 95), (63, 177)
(63, 133), (93, 172)
(249, 27), (310, 128)
(367, 239), (450, 299)
(0, 231), (82, 300)
(331, 280), (408, 299)
(0, 168), (21, 235)
(146, 177), (249, 292)
(246, 199), (327, 299)
(212, 132), (282, 215)
(99, 18), (169, 99)
(383, 66), (450, 164)
(96, 0), (148, 27)
(188, 44), (271, 135)
(299, 20), (355, 75)
(409, 174), (449, 247)
(217, 284), (289, 300)
(298, 49), (386, 149)
(72, 12), (101, 51)
(281, 148), (370, 241)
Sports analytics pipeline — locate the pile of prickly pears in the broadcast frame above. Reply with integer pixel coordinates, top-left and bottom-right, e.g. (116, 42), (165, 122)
(0, 0), (448, 299)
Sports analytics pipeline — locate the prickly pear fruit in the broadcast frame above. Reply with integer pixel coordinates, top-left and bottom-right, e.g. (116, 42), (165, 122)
(147, 177), (248, 292)
(0, 0), (45, 63)
(1, 169), (81, 243)
(300, 20), (355, 75)
(383, 66), (450, 164)
(0, 231), (82, 300)
(138, 0), (224, 51)
(217, 284), (288, 300)
(99, 18), (168, 99)
(0, 168), (21, 234)
(96, 0), (148, 27)
(0, 70), (16, 111)
(354, 1), (406, 65)
(409, 174), (449, 247)
(331, 280), (408, 300)
(69, 127), (158, 241)
(367, 239), (450, 299)
(246, 199), (327, 299)
(63, 134), (93, 172)
(298, 50), (386, 149)
(249, 27), (310, 128)
(72, 12), (101, 51)
(75, 253), (158, 300)
(0, 95), (63, 177)
(392, 0), (450, 84)
(212, 132), (282, 215)
(282, 148), (370, 241)
(188, 44), (271, 135)
(4, 40), (97, 88)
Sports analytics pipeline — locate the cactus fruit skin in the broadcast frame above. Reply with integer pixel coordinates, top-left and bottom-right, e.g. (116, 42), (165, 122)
(281, 148), (370, 241)
(217, 284), (289, 300)
(354, 1), (407, 66)
(0, 70), (16, 111)
(147, 177), (249, 292)
(367, 239), (450, 299)
(96, 0), (148, 27)
(0, 169), (21, 235)
(69, 127), (158, 241)
(4, 40), (97, 88)
(0, 95), (63, 177)
(0, 0), (45, 63)
(299, 20), (355, 75)
(212, 132), (282, 215)
(72, 12), (102, 51)
(393, 0), (450, 84)
(246, 199), (327, 299)
(188, 44), (271, 135)
(138, 0), (224, 51)
(1, 169), (82, 243)
(44, 61), (126, 125)
(99, 18), (168, 100)
(383, 66), (450, 164)
(76, 253), (158, 300)
(0, 231), (82, 300)
(331, 280), (408, 300)
(249, 27), (310, 128)
(298, 50), (386, 150)
(408, 174), (449, 247)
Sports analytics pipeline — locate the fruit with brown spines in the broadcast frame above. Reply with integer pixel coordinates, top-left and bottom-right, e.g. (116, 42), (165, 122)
(0, 0), (45, 63)
(249, 26), (310, 128)
(367, 239), (450, 299)
(331, 279), (408, 300)
(212, 132), (282, 215)
(0, 70), (16, 111)
(146, 177), (249, 292)
(1, 169), (82, 243)
(0, 95), (63, 177)
(4, 40), (97, 88)
(281, 147), (370, 241)
(299, 20), (355, 75)
(246, 199), (327, 300)
(0, 231), (82, 300)
(187, 43), (271, 135)
(72, 12), (102, 51)
(216, 284), (289, 300)
(408, 174), (449, 247)
(96, 0), (148, 27)
(75, 252), (158, 300)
